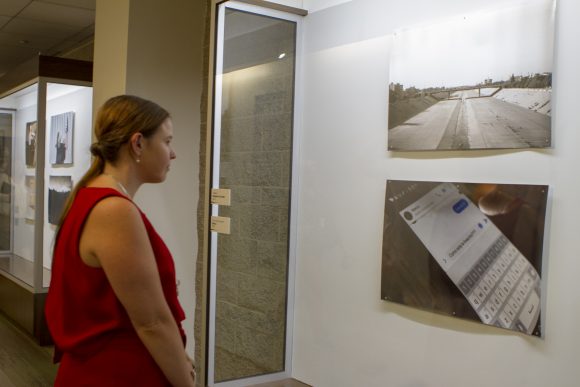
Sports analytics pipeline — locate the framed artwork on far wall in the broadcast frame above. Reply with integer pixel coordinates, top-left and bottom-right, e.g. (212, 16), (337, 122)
(25, 121), (37, 168)
(49, 112), (75, 165)
(48, 176), (72, 225)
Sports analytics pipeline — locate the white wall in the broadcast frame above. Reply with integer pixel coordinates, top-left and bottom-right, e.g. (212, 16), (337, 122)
(43, 86), (93, 271)
(292, 0), (580, 386)
(267, 0), (304, 9)
(124, 0), (204, 358)
(267, 0), (353, 13)
(93, 0), (204, 357)
(303, 0), (351, 13)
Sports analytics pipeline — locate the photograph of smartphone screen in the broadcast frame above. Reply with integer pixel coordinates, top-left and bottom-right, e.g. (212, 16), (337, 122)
(381, 180), (548, 336)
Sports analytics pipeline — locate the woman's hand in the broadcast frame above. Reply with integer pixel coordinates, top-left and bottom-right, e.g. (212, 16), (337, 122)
(187, 354), (196, 383)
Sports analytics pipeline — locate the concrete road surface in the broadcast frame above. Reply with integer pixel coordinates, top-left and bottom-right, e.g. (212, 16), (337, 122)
(388, 96), (551, 150)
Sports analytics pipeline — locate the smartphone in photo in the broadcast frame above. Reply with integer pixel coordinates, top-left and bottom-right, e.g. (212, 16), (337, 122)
(381, 180), (548, 336)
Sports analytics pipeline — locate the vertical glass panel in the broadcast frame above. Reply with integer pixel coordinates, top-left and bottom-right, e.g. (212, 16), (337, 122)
(0, 83), (38, 286)
(213, 8), (296, 383)
(0, 111), (13, 253)
(43, 83), (93, 288)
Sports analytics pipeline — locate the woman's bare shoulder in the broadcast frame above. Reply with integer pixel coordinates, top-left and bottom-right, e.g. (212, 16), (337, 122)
(80, 195), (146, 267)
(89, 195), (142, 229)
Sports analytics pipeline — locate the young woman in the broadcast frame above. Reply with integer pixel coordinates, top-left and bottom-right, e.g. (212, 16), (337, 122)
(45, 95), (195, 386)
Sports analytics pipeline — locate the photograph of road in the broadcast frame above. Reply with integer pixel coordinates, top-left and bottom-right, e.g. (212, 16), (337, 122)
(388, 0), (555, 151)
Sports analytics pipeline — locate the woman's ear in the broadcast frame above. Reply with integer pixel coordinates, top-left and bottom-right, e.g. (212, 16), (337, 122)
(129, 132), (144, 158)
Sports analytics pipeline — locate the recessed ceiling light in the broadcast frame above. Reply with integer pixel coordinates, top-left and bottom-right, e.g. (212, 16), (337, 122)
(278, 53), (286, 59)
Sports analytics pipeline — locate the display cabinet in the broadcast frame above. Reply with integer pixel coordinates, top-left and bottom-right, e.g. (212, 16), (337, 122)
(0, 56), (93, 344)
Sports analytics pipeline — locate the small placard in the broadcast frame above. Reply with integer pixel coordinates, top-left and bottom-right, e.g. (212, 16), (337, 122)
(210, 216), (231, 234)
(211, 188), (231, 206)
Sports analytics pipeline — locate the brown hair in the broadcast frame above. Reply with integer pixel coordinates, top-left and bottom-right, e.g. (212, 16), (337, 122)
(55, 95), (170, 231)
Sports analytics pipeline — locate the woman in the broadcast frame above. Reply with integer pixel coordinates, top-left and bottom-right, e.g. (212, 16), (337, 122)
(45, 95), (195, 386)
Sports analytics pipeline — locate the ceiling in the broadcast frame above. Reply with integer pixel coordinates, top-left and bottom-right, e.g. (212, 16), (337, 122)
(0, 0), (95, 78)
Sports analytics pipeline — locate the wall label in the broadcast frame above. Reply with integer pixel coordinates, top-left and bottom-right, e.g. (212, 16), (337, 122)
(211, 216), (231, 234)
(211, 188), (231, 206)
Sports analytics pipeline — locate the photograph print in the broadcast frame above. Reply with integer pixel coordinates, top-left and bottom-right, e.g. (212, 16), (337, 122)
(381, 180), (548, 337)
(49, 112), (75, 165)
(48, 176), (72, 225)
(25, 121), (37, 168)
(388, 0), (555, 151)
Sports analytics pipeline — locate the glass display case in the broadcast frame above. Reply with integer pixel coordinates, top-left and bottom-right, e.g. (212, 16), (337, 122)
(0, 56), (92, 344)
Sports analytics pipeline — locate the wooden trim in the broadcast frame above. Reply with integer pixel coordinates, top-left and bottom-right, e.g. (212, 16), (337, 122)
(0, 55), (92, 97)
(235, 0), (308, 16)
(34, 293), (52, 346)
(0, 272), (52, 345)
(38, 56), (93, 83)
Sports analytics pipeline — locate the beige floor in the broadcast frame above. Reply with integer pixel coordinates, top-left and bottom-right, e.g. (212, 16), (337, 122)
(0, 312), (57, 387)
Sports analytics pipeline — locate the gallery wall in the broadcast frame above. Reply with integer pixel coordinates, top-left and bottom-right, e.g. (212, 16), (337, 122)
(274, 0), (353, 12)
(93, 0), (205, 357)
(125, 0), (205, 358)
(292, 0), (580, 386)
(42, 86), (93, 271)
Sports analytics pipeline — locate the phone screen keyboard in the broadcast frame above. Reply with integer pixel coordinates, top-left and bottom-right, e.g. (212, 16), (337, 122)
(457, 235), (540, 333)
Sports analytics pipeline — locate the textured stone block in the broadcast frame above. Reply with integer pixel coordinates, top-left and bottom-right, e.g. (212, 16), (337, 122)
(280, 150), (291, 188)
(214, 346), (268, 382)
(261, 187), (289, 207)
(238, 205), (281, 242)
(215, 303), (236, 349)
(255, 91), (289, 116)
(220, 116), (261, 153)
(256, 112), (292, 151)
(217, 237), (257, 275)
(235, 325), (284, 372)
(238, 273), (285, 315)
(230, 186), (262, 205)
(218, 160), (233, 186)
(216, 266), (238, 304)
(279, 209), (289, 241)
(257, 241), (288, 282)
(223, 152), (282, 187)
(217, 300), (285, 335)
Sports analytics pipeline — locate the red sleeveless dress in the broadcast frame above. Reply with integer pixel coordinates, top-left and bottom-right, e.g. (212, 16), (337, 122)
(45, 187), (186, 386)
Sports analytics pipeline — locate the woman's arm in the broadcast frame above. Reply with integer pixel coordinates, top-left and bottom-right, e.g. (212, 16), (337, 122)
(80, 197), (195, 387)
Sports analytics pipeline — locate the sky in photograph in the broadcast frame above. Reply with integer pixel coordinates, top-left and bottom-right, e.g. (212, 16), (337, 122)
(389, 0), (555, 90)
